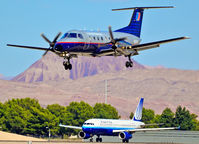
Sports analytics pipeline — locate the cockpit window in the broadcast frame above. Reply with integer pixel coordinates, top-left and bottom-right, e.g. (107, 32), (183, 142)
(61, 33), (68, 39)
(61, 33), (77, 39)
(78, 34), (84, 39)
(68, 33), (77, 38)
(84, 123), (94, 125)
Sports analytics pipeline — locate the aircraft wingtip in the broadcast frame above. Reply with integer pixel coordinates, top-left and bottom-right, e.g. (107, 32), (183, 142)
(184, 36), (191, 39)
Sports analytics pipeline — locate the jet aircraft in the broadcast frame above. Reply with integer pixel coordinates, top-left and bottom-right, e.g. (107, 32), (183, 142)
(7, 6), (189, 70)
(59, 98), (180, 143)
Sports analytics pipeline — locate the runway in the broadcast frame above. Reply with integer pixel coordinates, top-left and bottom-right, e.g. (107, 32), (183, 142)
(0, 131), (199, 144)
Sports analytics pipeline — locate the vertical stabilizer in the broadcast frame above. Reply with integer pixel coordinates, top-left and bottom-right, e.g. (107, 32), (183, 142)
(115, 8), (144, 38)
(133, 98), (144, 121)
(113, 6), (174, 38)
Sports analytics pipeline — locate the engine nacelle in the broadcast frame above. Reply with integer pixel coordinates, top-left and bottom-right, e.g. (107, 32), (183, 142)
(119, 131), (132, 140)
(78, 131), (91, 139)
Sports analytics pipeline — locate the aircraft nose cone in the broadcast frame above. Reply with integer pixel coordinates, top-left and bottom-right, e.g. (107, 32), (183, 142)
(54, 44), (63, 52)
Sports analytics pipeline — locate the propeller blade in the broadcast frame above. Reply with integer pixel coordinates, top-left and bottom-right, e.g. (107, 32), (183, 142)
(108, 26), (115, 44)
(52, 32), (62, 43)
(41, 33), (52, 44)
(43, 50), (49, 56)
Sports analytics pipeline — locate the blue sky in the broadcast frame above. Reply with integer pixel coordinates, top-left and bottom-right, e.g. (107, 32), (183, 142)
(0, 0), (198, 77)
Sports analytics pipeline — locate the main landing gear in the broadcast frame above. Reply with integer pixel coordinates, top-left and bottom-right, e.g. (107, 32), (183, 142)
(122, 139), (129, 143)
(63, 56), (72, 70)
(96, 135), (102, 142)
(125, 55), (133, 68)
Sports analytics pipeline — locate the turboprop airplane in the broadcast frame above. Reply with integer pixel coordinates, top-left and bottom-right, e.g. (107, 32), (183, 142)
(7, 6), (189, 70)
(59, 98), (180, 143)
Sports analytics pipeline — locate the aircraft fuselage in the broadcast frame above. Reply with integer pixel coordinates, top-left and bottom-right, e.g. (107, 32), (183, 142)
(54, 30), (141, 55)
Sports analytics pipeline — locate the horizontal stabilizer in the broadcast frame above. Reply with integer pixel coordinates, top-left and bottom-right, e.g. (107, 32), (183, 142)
(112, 6), (174, 11)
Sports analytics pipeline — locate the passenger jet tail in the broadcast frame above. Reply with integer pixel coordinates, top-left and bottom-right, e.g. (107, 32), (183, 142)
(133, 98), (144, 121)
(114, 6), (174, 38)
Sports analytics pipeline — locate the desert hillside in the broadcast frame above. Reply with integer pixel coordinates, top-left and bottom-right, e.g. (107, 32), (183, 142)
(0, 53), (198, 118)
(0, 68), (199, 118)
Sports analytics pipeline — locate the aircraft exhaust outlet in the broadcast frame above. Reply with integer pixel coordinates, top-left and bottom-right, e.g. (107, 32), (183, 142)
(119, 132), (132, 140)
(78, 131), (91, 139)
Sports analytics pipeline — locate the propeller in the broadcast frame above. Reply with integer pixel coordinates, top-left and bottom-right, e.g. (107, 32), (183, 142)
(40, 32), (62, 56)
(108, 26), (126, 54)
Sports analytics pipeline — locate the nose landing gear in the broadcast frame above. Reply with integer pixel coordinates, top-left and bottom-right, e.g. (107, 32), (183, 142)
(63, 56), (72, 70)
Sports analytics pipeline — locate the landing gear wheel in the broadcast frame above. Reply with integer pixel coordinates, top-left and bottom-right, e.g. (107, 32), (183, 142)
(64, 64), (68, 70)
(99, 138), (102, 142)
(125, 61), (133, 68)
(68, 64), (72, 70)
(122, 139), (129, 143)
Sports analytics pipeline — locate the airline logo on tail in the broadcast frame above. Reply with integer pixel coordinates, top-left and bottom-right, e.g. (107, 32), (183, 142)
(133, 98), (144, 121)
(136, 12), (141, 21)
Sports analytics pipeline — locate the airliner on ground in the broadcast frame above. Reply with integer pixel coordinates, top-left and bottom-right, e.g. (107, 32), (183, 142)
(59, 98), (179, 143)
(7, 6), (189, 70)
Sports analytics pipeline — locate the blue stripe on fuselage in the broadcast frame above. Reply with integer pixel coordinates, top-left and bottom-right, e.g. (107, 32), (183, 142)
(55, 42), (112, 53)
(82, 126), (135, 136)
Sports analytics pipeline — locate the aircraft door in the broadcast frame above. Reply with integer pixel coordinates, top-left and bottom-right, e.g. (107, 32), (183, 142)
(83, 33), (90, 50)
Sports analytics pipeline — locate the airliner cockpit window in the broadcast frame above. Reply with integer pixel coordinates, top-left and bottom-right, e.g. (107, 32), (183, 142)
(84, 123), (94, 125)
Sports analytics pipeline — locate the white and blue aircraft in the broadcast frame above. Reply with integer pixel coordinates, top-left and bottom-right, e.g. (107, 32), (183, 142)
(59, 98), (179, 143)
(7, 6), (189, 70)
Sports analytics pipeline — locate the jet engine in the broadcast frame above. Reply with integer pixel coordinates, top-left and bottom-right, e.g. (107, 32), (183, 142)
(119, 131), (132, 140)
(78, 131), (91, 139)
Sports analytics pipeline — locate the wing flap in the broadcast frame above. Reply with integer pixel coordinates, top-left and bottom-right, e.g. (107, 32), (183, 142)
(131, 37), (190, 51)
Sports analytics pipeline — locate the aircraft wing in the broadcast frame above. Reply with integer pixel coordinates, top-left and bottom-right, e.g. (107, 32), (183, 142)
(112, 127), (180, 133)
(59, 124), (82, 130)
(95, 37), (189, 57)
(7, 44), (50, 51)
(131, 37), (189, 51)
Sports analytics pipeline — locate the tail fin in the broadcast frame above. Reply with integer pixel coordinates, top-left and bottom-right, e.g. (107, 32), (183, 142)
(113, 6), (174, 38)
(133, 98), (144, 121)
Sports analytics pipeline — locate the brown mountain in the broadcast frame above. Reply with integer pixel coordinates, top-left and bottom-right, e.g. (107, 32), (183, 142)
(12, 53), (145, 83)
(1, 55), (199, 118)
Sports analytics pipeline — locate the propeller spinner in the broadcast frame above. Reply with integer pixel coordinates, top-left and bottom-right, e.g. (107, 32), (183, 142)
(40, 32), (62, 56)
(108, 26), (126, 53)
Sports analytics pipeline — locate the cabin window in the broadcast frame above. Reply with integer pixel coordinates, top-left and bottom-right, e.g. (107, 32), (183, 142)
(93, 37), (96, 40)
(101, 37), (103, 41)
(78, 34), (83, 39)
(97, 37), (100, 41)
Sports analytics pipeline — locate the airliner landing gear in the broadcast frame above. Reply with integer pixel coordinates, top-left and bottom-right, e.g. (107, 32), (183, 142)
(90, 137), (93, 142)
(63, 56), (72, 70)
(96, 135), (102, 142)
(125, 55), (133, 68)
(122, 139), (129, 143)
